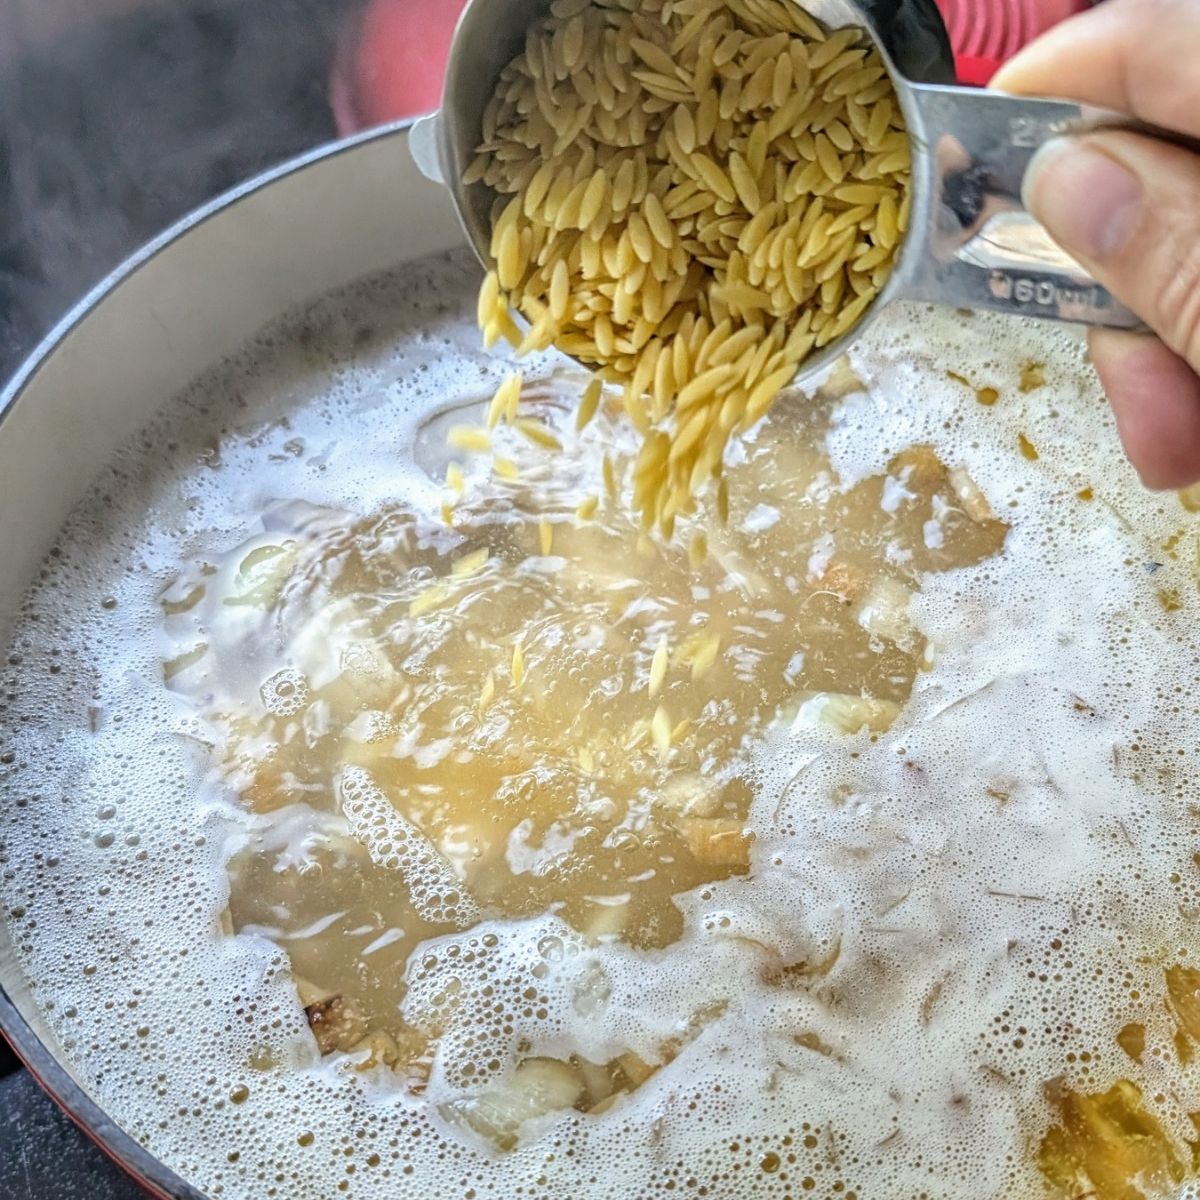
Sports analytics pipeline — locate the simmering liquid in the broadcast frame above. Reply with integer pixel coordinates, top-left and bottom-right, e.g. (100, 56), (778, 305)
(163, 370), (1006, 1100)
(4, 250), (1200, 1200)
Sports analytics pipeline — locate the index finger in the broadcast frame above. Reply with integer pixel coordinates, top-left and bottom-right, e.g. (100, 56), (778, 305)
(990, 0), (1200, 140)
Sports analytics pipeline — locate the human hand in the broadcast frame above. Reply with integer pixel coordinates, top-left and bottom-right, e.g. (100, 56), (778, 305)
(992, 0), (1200, 489)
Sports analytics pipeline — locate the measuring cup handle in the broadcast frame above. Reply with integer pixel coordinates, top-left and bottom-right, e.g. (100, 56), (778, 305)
(894, 82), (1197, 331)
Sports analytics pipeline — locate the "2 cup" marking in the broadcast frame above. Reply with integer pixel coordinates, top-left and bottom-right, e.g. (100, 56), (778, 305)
(1008, 115), (1074, 149)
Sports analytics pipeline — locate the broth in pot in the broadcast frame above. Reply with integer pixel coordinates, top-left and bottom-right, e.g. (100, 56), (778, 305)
(3, 243), (1200, 1200)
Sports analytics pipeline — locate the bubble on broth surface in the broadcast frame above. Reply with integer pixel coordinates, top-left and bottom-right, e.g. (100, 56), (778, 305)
(3, 249), (1200, 1200)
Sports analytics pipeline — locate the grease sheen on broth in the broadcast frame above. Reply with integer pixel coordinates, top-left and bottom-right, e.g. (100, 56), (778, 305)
(3, 249), (1200, 1200)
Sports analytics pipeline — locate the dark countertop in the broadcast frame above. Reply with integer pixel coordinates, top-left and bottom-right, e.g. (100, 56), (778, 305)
(0, 0), (348, 388)
(0, 1071), (146, 1199)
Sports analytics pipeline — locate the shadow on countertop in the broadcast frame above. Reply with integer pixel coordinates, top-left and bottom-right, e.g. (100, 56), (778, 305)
(0, 1070), (145, 1199)
(0, 0), (352, 388)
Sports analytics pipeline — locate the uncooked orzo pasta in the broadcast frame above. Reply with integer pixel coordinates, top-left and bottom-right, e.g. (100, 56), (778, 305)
(467, 0), (910, 534)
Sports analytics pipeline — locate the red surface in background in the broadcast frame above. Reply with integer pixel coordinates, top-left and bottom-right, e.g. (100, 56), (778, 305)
(330, 0), (1094, 133)
(937, 0), (1091, 84)
(331, 0), (468, 135)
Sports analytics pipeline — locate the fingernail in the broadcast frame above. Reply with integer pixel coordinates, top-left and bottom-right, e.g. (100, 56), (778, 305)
(1022, 138), (1143, 262)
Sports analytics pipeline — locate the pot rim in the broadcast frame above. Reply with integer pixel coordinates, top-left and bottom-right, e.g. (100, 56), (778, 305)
(0, 115), (419, 1200)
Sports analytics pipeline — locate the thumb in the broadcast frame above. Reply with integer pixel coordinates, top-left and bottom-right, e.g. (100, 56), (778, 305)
(1023, 131), (1200, 369)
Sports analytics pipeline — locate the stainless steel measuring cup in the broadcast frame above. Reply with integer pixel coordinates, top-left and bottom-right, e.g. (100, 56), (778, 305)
(411, 0), (1192, 384)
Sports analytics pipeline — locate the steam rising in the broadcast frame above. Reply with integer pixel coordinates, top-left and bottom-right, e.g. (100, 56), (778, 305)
(0, 0), (343, 380)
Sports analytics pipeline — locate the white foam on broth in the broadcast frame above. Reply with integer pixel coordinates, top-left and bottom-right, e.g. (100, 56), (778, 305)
(2, 248), (1200, 1199)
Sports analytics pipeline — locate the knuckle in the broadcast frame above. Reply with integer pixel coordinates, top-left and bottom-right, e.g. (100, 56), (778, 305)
(1149, 214), (1200, 367)
(1120, 0), (1200, 136)
(1133, 0), (1196, 37)
(1137, 0), (1186, 24)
